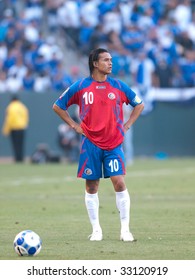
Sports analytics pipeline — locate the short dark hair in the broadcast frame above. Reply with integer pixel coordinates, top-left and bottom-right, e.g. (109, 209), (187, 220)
(88, 48), (108, 75)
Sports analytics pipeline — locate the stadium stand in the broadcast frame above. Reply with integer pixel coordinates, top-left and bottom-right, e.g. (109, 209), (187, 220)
(0, 0), (195, 94)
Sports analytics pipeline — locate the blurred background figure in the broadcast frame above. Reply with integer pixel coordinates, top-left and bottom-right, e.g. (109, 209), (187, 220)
(2, 95), (29, 162)
(57, 116), (80, 163)
(131, 50), (155, 113)
(123, 103), (134, 166)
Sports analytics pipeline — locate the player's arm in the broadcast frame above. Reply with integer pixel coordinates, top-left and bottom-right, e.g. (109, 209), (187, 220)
(53, 104), (84, 135)
(124, 102), (144, 132)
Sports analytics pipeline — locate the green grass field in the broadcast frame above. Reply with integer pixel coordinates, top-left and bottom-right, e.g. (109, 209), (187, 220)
(0, 158), (195, 260)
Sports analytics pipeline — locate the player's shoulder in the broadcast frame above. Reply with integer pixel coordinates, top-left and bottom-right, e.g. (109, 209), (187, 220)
(73, 77), (92, 88)
(107, 76), (129, 89)
(71, 76), (92, 90)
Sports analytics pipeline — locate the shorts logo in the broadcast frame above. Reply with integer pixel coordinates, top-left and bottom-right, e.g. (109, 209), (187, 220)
(108, 93), (116, 100)
(84, 168), (92, 175)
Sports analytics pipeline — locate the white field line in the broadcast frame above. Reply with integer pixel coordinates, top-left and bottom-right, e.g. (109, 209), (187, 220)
(1, 176), (76, 187)
(126, 167), (195, 178)
(0, 167), (194, 187)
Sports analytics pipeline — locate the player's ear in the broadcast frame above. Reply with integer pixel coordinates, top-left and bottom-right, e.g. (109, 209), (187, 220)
(93, 61), (98, 68)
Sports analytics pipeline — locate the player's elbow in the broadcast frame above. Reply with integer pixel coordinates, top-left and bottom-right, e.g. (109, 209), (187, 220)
(140, 102), (144, 110)
(137, 102), (144, 112)
(53, 103), (59, 113)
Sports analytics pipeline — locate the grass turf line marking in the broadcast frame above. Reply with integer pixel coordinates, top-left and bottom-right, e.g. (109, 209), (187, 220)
(0, 167), (194, 187)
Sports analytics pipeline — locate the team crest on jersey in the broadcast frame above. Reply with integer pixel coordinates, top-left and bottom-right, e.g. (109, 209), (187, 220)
(84, 168), (92, 175)
(108, 92), (116, 100)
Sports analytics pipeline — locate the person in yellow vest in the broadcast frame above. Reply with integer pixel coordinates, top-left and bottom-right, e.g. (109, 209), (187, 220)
(2, 95), (29, 162)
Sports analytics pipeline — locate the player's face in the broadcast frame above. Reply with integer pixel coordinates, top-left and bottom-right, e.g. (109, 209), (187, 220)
(96, 52), (112, 74)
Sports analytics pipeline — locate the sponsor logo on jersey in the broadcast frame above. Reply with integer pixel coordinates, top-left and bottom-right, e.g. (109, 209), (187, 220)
(108, 92), (116, 100)
(84, 168), (92, 175)
(96, 85), (106, 89)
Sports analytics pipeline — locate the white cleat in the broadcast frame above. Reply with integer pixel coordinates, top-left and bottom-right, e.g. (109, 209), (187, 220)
(88, 230), (103, 241)
(120, 231), (135, 242)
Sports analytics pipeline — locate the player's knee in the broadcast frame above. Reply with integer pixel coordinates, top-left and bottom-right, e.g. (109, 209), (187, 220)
(86, 179), (99, 194)
(111, 177), (126, 192)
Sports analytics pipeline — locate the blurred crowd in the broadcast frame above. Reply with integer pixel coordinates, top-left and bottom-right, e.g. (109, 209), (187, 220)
(0, 0), (195, 94)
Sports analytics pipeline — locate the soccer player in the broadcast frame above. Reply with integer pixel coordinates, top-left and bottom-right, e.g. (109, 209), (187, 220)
(53, 48), (144, 241)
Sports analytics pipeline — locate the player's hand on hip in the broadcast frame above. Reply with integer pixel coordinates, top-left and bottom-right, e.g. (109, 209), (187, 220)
(74, 124), (85, 136)
(124, 123), (130, 133)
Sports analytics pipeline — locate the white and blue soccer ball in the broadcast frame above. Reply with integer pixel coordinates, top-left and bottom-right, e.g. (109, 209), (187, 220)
(13, 230), (42, 256)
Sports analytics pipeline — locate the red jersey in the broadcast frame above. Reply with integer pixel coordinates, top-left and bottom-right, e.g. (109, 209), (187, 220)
(55, 76), (142, 150)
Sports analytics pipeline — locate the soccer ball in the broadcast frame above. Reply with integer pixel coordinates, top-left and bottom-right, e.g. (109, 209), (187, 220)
(13, 230), (42, 256)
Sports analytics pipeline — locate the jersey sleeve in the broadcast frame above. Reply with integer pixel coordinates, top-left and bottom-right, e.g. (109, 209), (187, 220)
(55, 80), (81, 110)
(118, 80), (143, 107)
